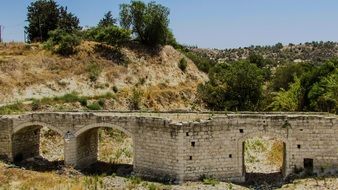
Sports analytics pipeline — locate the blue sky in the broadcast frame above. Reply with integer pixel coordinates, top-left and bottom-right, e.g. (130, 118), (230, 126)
(1, 0), (338, 48)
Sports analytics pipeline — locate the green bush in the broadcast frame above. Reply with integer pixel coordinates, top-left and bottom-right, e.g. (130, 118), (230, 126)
(98, 99), (105, 107)
(45, 28), (81, 56)
(86, 62), (102, 82)
(0, 102), (24, 115)
(129, 89), (143, 110)
(178, 58), (187, 72)
(79, 98), (88, 107)
(83, 26), (131, 46)
(31, 99), (41, 111)
(183, 50), (216, 73)
(87, 102), (102, 110)
(54, 92), (81, 102)
(198, 61), (263, 111)
(201, 176), (220, 186)
(112, 86), (118, 93)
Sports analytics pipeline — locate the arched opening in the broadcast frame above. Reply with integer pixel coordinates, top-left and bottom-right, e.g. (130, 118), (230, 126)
(75, 125), (133, 177)
(242, 136), (286, 188)
(12, 124), (64, 171)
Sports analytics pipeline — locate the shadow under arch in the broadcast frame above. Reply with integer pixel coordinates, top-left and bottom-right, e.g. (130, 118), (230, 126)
(74, 122), (134, 177)
(237, 131), (289, 184)
(12, 121), (65, 171)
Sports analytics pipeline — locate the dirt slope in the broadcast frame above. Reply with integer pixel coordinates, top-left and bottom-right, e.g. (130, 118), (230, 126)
(0, 42), (207, 110)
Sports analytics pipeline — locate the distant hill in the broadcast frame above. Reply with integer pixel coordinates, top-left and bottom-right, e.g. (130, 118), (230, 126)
(189, 41), (338, 64)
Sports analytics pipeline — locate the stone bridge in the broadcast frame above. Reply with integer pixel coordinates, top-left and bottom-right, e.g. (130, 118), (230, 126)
(0, 111), (337, 182)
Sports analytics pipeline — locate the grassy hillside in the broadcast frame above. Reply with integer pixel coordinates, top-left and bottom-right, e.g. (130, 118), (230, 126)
(0, 42), (207, 113)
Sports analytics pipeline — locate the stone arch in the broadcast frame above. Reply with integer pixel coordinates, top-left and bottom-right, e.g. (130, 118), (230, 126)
(74, 122), (133, 138)
(12, 121), (65, 163)
(237, 131), (289, 178)
(73, 122), (134, 169)
(14, 121), (64, 137)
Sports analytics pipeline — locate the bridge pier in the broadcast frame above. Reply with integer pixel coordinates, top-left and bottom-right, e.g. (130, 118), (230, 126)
(0, 118), (13, 161)
(74, 128), (98, 169)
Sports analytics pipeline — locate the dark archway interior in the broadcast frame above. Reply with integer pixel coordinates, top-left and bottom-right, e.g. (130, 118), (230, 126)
(243, 136), (286, 188)
(12, 125), (64, 171)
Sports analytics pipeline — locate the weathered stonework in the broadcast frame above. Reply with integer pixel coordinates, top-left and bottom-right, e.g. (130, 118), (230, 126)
(0, 112), (337, 183)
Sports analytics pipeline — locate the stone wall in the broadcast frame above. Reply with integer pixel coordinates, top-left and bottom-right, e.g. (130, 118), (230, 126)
(0, 112), (336, 182)
(0, 118), (12, 161)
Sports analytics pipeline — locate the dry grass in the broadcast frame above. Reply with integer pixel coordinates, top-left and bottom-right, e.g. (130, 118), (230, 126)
(267, 141), (284, 169)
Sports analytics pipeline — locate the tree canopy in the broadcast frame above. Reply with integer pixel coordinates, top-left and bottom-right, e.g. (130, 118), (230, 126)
(98, 11), (117, 27)
(26, 0), (80, 42)
(120, 0), (171, 46)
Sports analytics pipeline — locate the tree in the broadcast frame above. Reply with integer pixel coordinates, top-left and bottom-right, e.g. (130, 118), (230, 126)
(26, 0), (81, 42)
(119, 1), (170, 46)
(25, 0), (59, 42)
(198, 61), (264, 111)
(269, 76), (302, 111)
(58, 6), (81, 32)
(98, 11), (117, 27)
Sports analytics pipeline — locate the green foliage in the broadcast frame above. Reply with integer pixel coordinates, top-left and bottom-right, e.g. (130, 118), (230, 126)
(0, 102), (24, 115)
(271, 63), (310, 91)
(269, 76), (302, 111)
(31, 99), (41, 111)
(26, 0), (80, 42)
(98, 11), (117, 27)
(87, 102), (102, 110)
(26, 0), (59, 42)
(178, 58), (188, 72)
(84, 26), (131, 46)
(112, 86), (119, 93)
(98, 99), (105, 107)
(308, 69), (338, 113)
(201, 176), (220, 186)
(198, 61), (264, 111)
(54, 92), (81, 103)
(120, 1), (171, 46)
(57, 6), (81, 32)
(44, 29), (81, 56)
(129, 88), (143, 110)
(79, 98), (88, 107)
(182, 50), (216, 73)
(86, 62), (102, 82)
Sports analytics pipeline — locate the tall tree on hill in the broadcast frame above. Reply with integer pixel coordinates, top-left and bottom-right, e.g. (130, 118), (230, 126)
(120, 1), (171, 46)
(25, 0), (59, 42)
(25, 0), (81, 42)
(58, 6), (81, 32)
(98, 11), (117, 27)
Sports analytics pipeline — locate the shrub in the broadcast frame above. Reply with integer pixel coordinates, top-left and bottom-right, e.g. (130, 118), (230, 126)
(31, 99), (41, 111)
(98, 99), (105, 107)
(112, 86), (118, 93)
(44, 29), (81, 56)
(79, 98), (88, 107)
(54, 92), (81, 102)
(86, 62), (102, 82)
(87, 102), (102, 110)
(129, 89), (143, 110)
(201, 176), (220, 186)
(178, 58), (187, 72)
(83, 26), (131, 46)
(182, 50), (216, 73)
